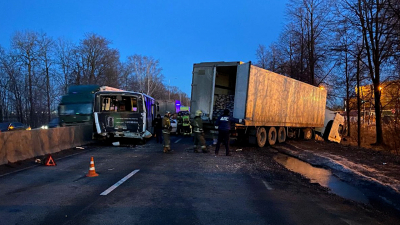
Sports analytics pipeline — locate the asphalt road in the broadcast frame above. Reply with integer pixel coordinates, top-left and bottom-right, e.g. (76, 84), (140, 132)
(0, 136), (399, 225)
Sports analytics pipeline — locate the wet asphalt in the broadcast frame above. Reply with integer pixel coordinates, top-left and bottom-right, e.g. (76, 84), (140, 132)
(0, 136), (399, 225)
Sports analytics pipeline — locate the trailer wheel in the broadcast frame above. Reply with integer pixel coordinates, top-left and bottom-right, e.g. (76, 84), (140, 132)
(303, 128), (313, 140)
(277, 127), (286, 143)
(256, 127), (267, 147)
(267, 127), (277, 146)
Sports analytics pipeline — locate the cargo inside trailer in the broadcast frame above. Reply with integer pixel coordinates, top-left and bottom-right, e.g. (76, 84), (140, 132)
(212, 65), (238, 120)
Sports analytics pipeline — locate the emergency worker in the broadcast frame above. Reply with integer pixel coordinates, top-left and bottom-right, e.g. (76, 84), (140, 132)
(177, 112), (183, 135)
(162, 111), (172, 153)
(182, 111), (191, 135)
(153, 114), (163, 143)
(215, 109), (242, 156)
(192, 110), (208, 153)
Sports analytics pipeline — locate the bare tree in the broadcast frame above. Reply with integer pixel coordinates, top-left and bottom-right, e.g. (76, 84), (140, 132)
(125, 55), (164, 96)
(330, 12), (363, 136)
(11, 31), (39, 126)
(55, 37), (76, 94)
(77, 33), (118, 85)
(1, 31), (190, 127)
(287, 0), (335, 85)
(0, 47), (25, 123)
(255, 44), (268, 69)
(278, 23), (298, 78)
(343, 0), (399, 144)
(0, 46), (6, 122)
(37, 32), (54, 122)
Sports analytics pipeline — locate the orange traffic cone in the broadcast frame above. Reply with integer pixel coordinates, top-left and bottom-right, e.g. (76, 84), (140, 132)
(86, 157), (99, 177)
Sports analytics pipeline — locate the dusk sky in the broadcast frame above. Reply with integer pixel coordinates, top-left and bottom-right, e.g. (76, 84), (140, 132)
(0, 0), (288, 96)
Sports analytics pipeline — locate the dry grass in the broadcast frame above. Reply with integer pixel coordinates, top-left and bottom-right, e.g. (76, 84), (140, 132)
(342, 121), (400, 160)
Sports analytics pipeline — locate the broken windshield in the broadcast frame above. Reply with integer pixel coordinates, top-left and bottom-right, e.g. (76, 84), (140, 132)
(59, 103), (93, 115)
(100, 95), (139, 112)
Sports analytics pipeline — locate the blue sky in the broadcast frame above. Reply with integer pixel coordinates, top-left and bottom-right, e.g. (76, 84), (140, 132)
(0, 0), (288, 96)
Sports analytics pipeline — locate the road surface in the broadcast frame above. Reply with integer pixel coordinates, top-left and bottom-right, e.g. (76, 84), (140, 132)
(0, 136), (399, 225)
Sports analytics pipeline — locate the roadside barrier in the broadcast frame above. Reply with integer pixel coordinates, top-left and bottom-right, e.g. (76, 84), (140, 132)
(86, 157), (99, 177)
(0, 125), (93, 165)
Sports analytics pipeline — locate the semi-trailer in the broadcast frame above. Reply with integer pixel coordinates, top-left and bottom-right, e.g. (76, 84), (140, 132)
(190, 61), (328, 147)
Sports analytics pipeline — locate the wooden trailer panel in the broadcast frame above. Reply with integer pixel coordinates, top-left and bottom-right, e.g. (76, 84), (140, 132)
(244, 65), (326, 127)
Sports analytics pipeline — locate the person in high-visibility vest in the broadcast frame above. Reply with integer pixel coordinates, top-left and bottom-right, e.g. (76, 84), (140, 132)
(177, 112), (183, 135)
(162, 111), (172, 153)
(192, 110), (208, 153)
(181, 111), (191, 135)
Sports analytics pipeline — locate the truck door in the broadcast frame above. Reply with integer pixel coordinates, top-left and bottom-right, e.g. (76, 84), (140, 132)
(233, 62), (250, 119)
(190, 66), (215, 119)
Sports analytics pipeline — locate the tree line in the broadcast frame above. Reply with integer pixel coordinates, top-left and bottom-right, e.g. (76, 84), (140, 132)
(255, 0), (400, 145)
(0, 32), (190, 128)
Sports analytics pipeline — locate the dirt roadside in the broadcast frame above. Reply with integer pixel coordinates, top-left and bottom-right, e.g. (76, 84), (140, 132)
(273, 139), (400, 211)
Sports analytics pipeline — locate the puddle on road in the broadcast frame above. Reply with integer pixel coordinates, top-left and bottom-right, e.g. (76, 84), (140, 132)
(274, 153), (369, 204)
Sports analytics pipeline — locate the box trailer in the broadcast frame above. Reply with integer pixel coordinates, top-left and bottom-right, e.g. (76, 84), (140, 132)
(190, 61), (327, 147)
(157, 100), (180, 115)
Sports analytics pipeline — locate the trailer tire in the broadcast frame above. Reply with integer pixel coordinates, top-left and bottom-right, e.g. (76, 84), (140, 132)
(267, 127), (277, 146)
(256, 127), (267, 147)
(277, 127), (286, 143)
(303, 128), (313, 140)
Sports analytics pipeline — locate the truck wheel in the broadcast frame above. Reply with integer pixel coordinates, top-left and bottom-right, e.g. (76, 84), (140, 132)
(303, 128), (313, 140)
(256, 127), (267, 147)
(277, 127), (286, 143)
(267, 127), (277, 146)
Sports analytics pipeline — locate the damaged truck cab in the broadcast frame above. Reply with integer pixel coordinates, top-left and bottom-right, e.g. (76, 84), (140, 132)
(93, 91), (155, 140)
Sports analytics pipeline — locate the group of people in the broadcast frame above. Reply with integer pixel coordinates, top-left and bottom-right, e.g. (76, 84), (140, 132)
(176, 111), (191, 135)
(154, 109), (242, 156)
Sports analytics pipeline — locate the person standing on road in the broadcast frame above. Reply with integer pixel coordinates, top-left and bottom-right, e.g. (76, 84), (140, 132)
(162, 111), (172, 153)
(153, 114), (163, 143)
(192, 110), (209, 153)
(177, 112), (183, 135)
(215, 109), (242, 156)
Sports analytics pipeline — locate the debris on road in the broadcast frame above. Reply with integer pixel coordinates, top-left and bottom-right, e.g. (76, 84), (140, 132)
(315, 134), (324, 141)
(236, 149), (243, 152)
(112, 142), (120, 146)
(75, 147), (85, 149)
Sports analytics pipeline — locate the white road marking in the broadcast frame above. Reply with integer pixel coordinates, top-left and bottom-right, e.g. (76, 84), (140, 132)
(174, 138), (182, 143)
(100, 169), (140, 196)
(262, 180), (273, 190)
